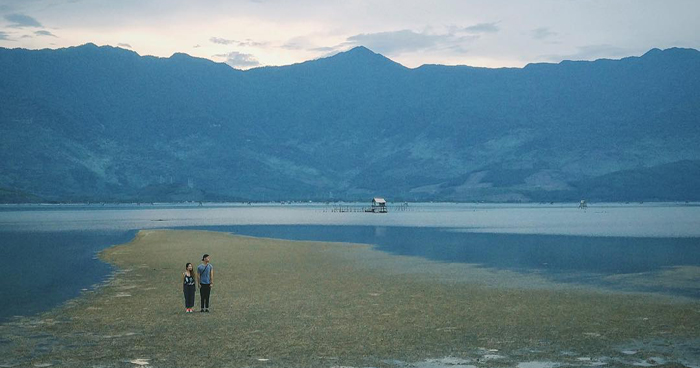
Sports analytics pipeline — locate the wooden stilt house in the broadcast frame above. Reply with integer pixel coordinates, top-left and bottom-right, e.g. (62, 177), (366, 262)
(371, 197), (387, 213)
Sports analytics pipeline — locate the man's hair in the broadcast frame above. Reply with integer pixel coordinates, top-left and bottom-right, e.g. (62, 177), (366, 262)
(202, 254), (209, 261)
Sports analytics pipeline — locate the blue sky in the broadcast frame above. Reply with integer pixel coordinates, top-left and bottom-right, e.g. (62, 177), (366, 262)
(1, 0), (699, 69)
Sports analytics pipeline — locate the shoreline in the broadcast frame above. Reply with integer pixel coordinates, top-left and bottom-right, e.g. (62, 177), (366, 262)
(1, 229), (699, 367)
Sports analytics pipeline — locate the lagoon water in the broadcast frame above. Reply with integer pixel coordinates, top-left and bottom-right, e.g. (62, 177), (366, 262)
(1, 202), (700, 323)
(0, 229), (136, 320)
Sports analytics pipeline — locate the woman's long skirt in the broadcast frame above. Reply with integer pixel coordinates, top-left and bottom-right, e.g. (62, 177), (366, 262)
(184, 284), (196, 309)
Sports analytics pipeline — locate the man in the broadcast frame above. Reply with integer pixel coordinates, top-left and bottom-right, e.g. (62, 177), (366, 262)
(197, 254), (214, 312)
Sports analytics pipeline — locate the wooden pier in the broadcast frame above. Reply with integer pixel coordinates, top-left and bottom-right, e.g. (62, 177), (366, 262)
(323, 202), (414, 213)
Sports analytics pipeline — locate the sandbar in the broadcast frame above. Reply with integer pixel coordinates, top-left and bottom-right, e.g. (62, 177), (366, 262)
(0, 229), (698, 367)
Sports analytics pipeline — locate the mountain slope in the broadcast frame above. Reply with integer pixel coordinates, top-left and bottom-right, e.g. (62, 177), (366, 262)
(1, 45), (699, 202)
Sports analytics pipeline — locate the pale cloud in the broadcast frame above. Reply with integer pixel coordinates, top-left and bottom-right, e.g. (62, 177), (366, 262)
(462, 22), (500, 34)
(542, 44), (633, 62)
(531, 27), (557, 40)
(210, 37), (267, 47)
(210, 37), (236, 45)
(568, 44), (632, 60)
(444, 44), (470, 54)
(345, 29), (477, 56)
(281, 35), (312, 50)
(4, 13), (43, 28)
(347, 30), (442, 54)
(310, 46), (336, 53)
(35, 29), (57, 37)
(280, 31), (351, 55)
(117, 42), (132, 48)
(0, 31), (11, 40)
(214, 51), (261, 68)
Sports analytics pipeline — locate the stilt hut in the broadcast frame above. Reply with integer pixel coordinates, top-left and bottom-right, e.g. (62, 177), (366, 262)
(371, 197), (387, 213)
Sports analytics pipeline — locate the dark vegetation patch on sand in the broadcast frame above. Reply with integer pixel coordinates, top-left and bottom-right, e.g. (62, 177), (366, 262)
(1, 230), (698, 367)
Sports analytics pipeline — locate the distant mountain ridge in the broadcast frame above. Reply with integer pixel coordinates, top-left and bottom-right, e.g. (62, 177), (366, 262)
(1, 44), (699, 202)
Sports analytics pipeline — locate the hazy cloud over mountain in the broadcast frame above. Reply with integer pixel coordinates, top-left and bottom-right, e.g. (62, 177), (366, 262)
(215, 50), (260, 68)
(346, 29), (474, 55)
(544, 44), (632, 62)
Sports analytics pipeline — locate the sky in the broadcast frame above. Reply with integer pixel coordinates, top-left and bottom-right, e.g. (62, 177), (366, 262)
(0, 0), (699, 70)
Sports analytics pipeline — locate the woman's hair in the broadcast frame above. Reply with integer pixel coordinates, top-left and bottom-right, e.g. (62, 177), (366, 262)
(185, 263), (193, 277)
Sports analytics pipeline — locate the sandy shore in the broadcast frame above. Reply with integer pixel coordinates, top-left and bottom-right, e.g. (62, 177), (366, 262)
(1, 229), (699, 368)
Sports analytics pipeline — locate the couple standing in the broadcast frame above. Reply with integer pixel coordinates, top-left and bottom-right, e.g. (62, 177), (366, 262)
(183, 254), (214, 313)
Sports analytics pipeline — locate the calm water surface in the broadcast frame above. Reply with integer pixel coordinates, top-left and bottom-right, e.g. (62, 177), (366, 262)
(1, 203), (699, 322)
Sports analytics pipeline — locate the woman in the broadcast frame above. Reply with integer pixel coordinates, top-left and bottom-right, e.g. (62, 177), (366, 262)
(182, 263), (197, 313)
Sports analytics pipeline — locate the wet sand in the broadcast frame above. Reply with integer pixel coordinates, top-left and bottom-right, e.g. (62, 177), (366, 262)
(1, 229), (698, 368)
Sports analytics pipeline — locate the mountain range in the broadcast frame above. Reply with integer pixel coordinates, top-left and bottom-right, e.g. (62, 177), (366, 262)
(1, 44), (699, 203)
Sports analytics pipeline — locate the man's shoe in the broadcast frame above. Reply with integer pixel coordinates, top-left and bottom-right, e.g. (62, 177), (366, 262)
(205, 309), (210, 313)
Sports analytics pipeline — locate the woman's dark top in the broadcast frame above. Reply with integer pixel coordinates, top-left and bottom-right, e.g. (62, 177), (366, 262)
(184, 273), (195, 286)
